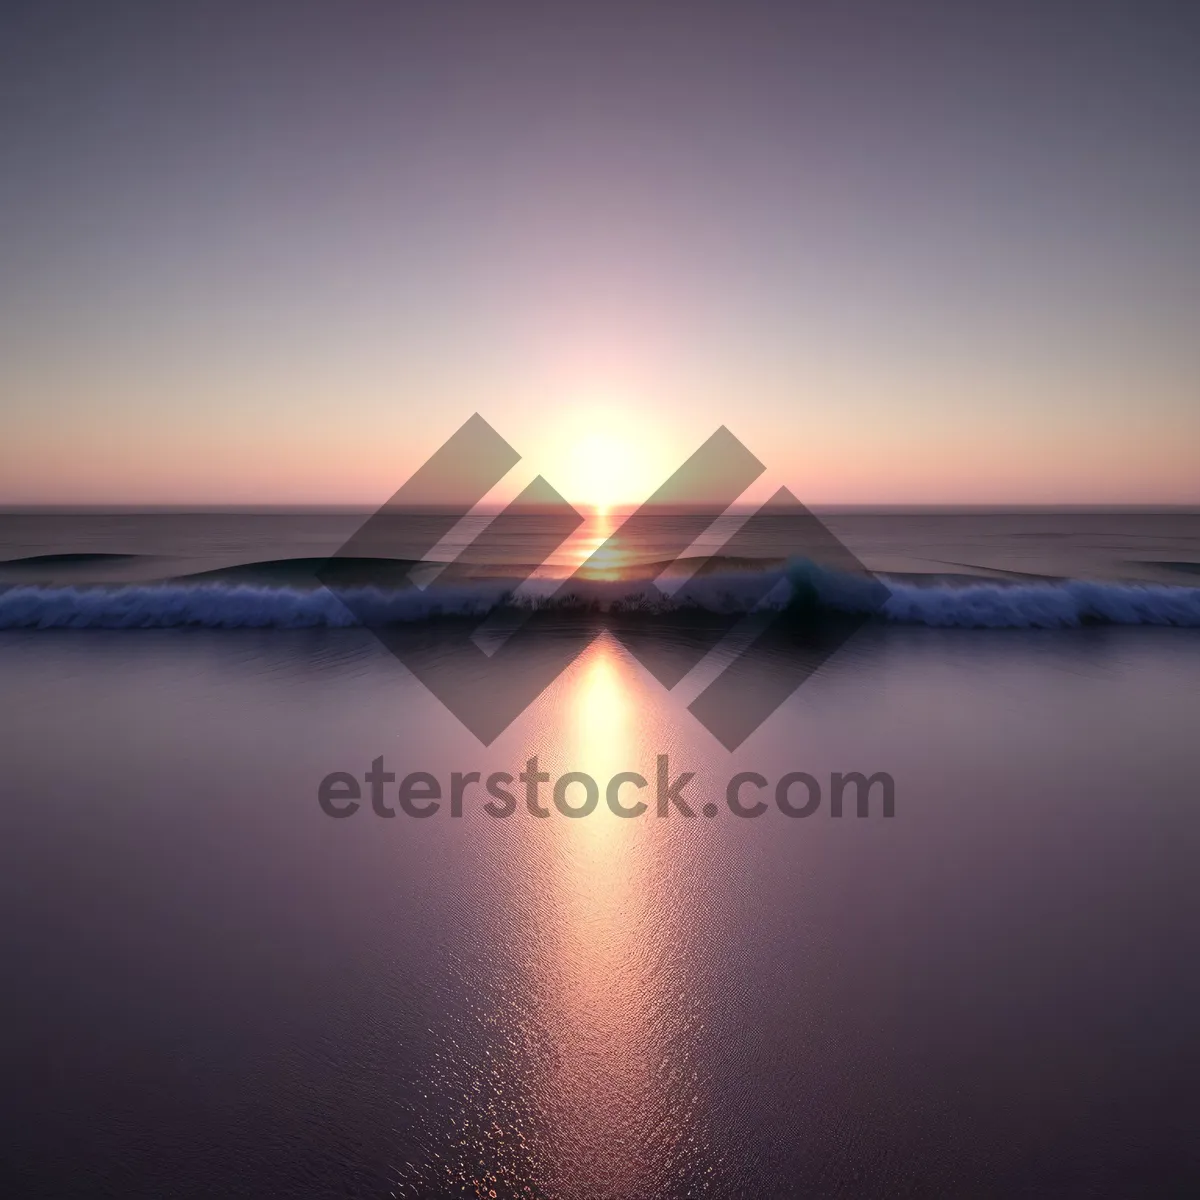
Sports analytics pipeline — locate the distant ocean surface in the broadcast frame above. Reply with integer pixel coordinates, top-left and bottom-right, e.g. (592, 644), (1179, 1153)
(3, 508), (1199, 1197)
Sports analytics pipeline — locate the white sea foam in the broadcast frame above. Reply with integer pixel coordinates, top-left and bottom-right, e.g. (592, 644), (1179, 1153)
(1, 565), (1198, 629)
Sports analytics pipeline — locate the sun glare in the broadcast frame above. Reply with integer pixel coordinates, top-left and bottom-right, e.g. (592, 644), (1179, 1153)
(561, 422), (672, 513)
(527, 395), (676, 513)
(563, 431), (622, 513)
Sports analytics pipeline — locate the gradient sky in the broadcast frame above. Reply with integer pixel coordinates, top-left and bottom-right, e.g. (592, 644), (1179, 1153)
(2, 0), (1198, 506)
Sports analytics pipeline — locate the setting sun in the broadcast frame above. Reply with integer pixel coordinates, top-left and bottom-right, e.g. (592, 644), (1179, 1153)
(535, 402), (678, 513)
(561, 430), (637, 513)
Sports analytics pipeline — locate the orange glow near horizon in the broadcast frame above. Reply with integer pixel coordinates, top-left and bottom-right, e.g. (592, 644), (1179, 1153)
(2, 385), (1198, 507)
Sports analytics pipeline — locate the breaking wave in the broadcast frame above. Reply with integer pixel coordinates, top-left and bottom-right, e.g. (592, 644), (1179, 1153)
(1, 564), (1198, 630)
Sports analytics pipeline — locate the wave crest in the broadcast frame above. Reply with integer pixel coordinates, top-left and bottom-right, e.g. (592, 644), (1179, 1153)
(1, 565), (1198, 630)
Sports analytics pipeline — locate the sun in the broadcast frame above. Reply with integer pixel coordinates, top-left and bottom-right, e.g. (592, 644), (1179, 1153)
(562, 430), (635, 512)
(557, 415), (677, 512)
(526, 397), (675, 512)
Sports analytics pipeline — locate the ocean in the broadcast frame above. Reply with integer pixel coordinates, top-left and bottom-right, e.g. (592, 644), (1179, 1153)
(2, 508), (1198, 1197)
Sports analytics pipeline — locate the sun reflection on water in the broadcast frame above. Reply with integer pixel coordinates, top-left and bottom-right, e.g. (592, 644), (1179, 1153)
(541, 639), (652, 1194)
(403, 634), (720, 1198)
(515, 635), (720, 1198)
(565, 507), (639, 582)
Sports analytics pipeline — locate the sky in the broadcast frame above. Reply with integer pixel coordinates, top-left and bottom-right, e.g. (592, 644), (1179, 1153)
(2, 0), (1198, 507)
